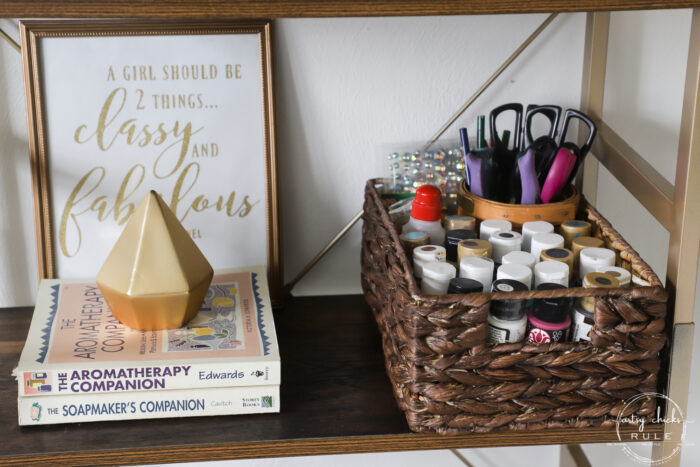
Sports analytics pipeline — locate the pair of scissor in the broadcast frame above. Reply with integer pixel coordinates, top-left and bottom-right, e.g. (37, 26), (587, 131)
(537, 109), (597, 203)
(462, 103), (552, 203)
(489, 103), (560, 204)
(509, 105), (597, 204)
(489, 103), (523, 203)
(515, 104), (562, 204)
(460, 104), (596, 204)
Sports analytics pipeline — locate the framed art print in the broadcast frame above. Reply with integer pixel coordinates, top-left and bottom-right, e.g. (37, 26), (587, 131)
(20, 20), (281, 303)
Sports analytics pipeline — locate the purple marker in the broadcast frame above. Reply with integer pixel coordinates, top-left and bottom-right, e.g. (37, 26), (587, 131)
(466, 153), (483, 197)
(518, 148), (540, 205)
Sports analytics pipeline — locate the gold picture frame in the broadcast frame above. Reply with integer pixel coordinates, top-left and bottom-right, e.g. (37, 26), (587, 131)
(20, 20), (282, 304)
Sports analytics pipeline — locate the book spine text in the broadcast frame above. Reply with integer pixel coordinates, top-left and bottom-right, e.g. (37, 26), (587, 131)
(18, 385), (279, 425)
(20, 361), (280, 396)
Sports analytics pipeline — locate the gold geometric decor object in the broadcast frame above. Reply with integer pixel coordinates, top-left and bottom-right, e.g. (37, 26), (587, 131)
(97, 191), (214, 331)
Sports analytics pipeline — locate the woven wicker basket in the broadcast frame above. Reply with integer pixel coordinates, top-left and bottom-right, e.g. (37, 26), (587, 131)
(361, 179), (668, 434)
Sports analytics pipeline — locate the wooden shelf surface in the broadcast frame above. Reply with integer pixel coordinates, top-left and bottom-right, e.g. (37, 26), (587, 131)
(0, 294), (661, 466)
(1, 1), (700, 19)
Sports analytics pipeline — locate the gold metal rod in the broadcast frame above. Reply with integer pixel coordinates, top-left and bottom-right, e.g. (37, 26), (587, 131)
(652, 8), (700, 465)
(421, 12), (558, 152)
(284, 209), (364, 295)
(668, 7), (700, 326)
(287, 14), (559, 294)
(591, 120), (674, 230)
(566, 444), (592, 467)
(450, 449), (475, 467)
(578, 11), (610, 203)
(0, 26), (20, 52)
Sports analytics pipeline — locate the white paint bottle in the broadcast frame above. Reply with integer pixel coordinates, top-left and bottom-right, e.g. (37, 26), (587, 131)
(490, 231), (523, 264)
(459, 256), (495, 292)
(421, 262), (457, 295)
(479, 219), (512, 242)
(488, 279), (528, 344)
(413, 245), (446, 279)
(579, 247), (616, 279)
(497, 263), (533, 290)
(521, 221), (554, 252)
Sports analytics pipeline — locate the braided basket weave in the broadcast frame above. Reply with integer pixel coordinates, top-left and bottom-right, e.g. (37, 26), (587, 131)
(360, 179), (668, 434)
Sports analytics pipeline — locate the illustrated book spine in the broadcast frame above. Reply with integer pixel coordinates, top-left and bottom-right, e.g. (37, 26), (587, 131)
(18, 384), (280, 425)
(16, 266), (281, 396)
(19, 361), (281, 396)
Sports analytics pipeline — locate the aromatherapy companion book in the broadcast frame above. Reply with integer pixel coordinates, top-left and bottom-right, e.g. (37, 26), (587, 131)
(14, 266), (280, 397)
(18, 384), (280, 425)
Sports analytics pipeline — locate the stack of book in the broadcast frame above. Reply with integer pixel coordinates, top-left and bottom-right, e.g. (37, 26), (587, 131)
(14, 265), (280, 425)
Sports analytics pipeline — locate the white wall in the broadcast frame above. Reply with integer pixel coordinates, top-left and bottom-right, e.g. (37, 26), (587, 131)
(0, 9), (698, 466)
(276, 13), (585, 296)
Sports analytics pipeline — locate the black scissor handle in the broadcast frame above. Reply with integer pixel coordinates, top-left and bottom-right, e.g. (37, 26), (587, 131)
(523, 104), (562, 149)
(558, 108), (597, 158)
(532, 135), (560, 186)
(489, 102), (523, 151)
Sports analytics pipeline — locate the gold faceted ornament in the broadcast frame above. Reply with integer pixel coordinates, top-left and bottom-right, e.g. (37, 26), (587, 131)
(97, 191), (214, 331)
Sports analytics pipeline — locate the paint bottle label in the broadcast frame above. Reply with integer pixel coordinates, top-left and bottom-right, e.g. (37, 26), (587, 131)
(488, 325), (510, 343)
(526, 323), (568, 343)
(571, 309), (594, 342)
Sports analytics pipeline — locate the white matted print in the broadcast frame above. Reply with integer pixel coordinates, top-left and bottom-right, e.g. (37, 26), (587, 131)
(20, 21), (281, 301)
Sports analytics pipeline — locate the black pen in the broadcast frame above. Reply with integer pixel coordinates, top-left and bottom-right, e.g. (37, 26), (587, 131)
(459, 127), (471, 188)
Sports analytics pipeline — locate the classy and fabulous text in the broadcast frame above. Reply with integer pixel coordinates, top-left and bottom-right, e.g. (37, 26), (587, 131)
(60, 64), (259, 258)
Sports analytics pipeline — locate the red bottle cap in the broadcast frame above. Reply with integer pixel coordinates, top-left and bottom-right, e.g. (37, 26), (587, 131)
(411, 185), (442, 222)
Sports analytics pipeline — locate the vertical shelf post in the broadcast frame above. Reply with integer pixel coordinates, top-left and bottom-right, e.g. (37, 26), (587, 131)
(578, 11), (610, 203)
(652, 7), (700, 466)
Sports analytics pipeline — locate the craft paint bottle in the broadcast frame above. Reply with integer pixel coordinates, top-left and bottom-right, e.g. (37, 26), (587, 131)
(530, 232), (564, 262)
(583, 272), (620, 290)
(488, 279), (528, 343)
(496, 263), (532, 290)
(579, 247), (616, 279)
(571, 272), (620, 342)
(533, 260), (569, 288)
(571, 298), (595, 343)
(490, 231), (523, 264)
(447, 277), (484, 294)
(540, 248), (574, 275)
(413, 245), (446, 279)
(402, 185), (445, 245)
(400, 231), (430, 253)
(571, 236), (604, 273)
(421, 262), (457, 295)
(503, 250), (536, 299)
(632, 275), (651, 286)
(521, 221), (554, 252)
(457, 239), (493, 262)
(596, 266), (631, 288)
(479, 219), (512, 242)
(527, 283), (570, 343)
(445, 215), (476, 232)
(388, 196), (415, 227)
(559, 220), (592, 249)
(459, 256), (495, 292)
(444, 229), (477, 264)
(502, 250), (536, 270)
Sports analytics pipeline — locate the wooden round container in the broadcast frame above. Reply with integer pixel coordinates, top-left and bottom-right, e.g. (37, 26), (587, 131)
(457, 181), (580, 229)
